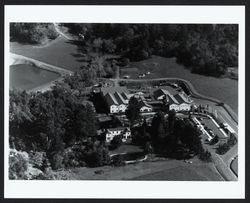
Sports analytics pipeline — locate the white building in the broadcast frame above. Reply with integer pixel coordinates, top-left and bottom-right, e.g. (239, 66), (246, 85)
(138, 100), (153, 112)
(153, 88), (193, 112)
(102, 87), (130, 114)
(174, 92), (192, 111)
(105, 127), (131, 142)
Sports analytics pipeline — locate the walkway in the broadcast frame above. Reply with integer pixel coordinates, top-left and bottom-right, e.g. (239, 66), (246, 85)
(53, 23), (74, 41)
(10, 53), (74, 76)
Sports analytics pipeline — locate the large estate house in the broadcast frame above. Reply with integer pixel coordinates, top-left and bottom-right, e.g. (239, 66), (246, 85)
(101, 87), (131, 114)
(105, 127), (131, 142)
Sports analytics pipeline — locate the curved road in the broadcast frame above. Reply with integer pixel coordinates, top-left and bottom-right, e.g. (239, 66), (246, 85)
(10, 26), (238, 180)
(110, 77), (238, 181)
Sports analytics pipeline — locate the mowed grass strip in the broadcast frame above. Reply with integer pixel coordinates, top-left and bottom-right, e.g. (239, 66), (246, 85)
(133, 165), (223, 181)
(69, 159), (223, 181)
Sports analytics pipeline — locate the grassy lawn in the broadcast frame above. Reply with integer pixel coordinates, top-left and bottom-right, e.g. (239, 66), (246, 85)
(121, 56), (238, 114)
(133, 164), (222, 181)
(69, 158), (223, 181)
(11, 39), (238, 114)
(10, 36), (84, 72)
(109, 144), (143, 155)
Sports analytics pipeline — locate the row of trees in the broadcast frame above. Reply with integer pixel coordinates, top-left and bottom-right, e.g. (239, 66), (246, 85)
(63, 23), (238, 77)
(132, 110), (211, 161)
(10, 23), (58, 44)
(216, 133), (237, 155)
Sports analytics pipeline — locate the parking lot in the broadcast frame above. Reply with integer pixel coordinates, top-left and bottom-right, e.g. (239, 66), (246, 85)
(192, 115), (228, 142)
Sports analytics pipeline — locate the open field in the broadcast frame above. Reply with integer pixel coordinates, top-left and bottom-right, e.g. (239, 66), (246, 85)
(133, 165), (222, 181)
(69, 158), (223, 181)
(121, 56), (238, 114)
(10, 36), (83, 72)
(10, 64), (60, 91)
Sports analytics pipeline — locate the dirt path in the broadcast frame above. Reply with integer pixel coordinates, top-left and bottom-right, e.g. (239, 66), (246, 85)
(53, 23), (74, 41)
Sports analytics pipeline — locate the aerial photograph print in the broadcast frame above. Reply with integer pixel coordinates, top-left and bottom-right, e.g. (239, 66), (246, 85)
(9, 22), (238, 181)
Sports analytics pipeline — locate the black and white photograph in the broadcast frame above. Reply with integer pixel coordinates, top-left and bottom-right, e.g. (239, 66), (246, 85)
(4, 5), (246, 199)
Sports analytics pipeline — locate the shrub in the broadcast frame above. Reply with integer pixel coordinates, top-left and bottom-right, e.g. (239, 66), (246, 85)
(144, 142), (154, 154)
(209, 135), (219, 145)
(216, 143), (230, 155)
(9, 149), (29, 180)
(227, 133), (237, 147)
(50, 153), (64, 170)
(62, 148), (80, 168)
(38, 167), (71, 180)
(199, 150), (212, 162)
(29, 151), (49, 170)
(112, 155), (125, 167)
(84, 144), (110, 167)
(110, 134), (123, 150)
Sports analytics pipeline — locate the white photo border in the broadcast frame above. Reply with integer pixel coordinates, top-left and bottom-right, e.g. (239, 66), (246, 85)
(4, 5), (245, 199)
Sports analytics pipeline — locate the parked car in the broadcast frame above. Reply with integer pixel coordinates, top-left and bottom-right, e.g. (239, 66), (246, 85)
(138, 74), (146, 78)
(123, 75), (130, 79)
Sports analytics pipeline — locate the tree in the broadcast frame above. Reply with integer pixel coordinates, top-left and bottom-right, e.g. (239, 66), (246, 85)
(144, 141), (154, 154)
(112, 154), (125, 167)
(216, 143), (230, 155)
(168, 110), (176, 133)
(9, 149), (29, 180)
(227, 133), (237, 147)
(110, 134), (123, 150)
(178, 121), (203, 155)
(151, 111), (168, 140)
(199, 150), (212, 162)
(125, 97), (141, 124)
(84, 143), (110, 167)
(102, 39), (116, 53)
(10, 23), (58, 44)
(209, 135), (219, 145)
(9, 90), (34, 150)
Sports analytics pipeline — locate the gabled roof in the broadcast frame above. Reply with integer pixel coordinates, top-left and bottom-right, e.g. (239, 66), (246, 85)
(174, 94), (186, 104)
(107, 127), (130, 132)
(179, 92), (193, 103)
(121, 92), (129, 101)
(114, 92), (128, 105)
(154, 89), (170, 98)
(167, 94), (179, 105)
(138, 100), (152, 109)
(105, 93), (118, 106)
